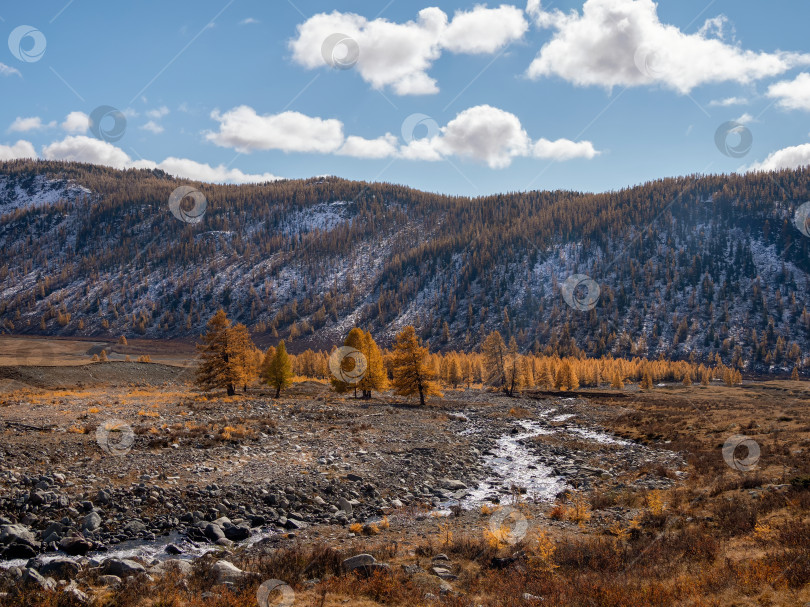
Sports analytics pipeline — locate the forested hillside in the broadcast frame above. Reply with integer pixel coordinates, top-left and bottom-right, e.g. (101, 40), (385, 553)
(2, 159), (810, 374)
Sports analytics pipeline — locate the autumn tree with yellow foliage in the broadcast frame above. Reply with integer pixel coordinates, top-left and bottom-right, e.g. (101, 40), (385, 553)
(391, 326), (441, 406)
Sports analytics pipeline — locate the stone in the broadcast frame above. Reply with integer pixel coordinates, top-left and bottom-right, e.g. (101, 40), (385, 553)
(22, 568), (56, 591)
(431, 566), (458, 580)
(58, 536), (93, 556)
(224, 524), (250, 541)
(37, 558), (80, 579)
(82, 512), (102, 532)
(98, 575), (122, 587)
(203, 523), (225, 542)
(0, 524), (37, 548)
(101, 558), (146, 578)
(1, 542), (37, 559)
(338, 497), (353, 515)
(212, 560), (246, 584)
(353, 563), (392, 578)
(284, 518), (307, 530)
(165, 543), (184, 555)
(342, 554), (376, 572)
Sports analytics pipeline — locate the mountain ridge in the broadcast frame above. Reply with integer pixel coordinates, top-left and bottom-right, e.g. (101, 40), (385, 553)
(1, 159), (810, 374)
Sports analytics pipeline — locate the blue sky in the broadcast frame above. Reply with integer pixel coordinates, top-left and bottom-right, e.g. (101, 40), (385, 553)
(2, 0), (810, 195)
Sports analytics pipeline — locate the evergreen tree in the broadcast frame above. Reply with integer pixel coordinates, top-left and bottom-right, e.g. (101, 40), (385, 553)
(391, 326), (441, 406)
(447, 356), (462, 388)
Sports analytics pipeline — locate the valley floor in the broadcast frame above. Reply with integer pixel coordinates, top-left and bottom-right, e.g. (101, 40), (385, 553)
(0, 363), (807, 606)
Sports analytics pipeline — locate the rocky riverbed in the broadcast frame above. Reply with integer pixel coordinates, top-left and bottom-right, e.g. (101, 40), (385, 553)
(0, 380), (686, 600)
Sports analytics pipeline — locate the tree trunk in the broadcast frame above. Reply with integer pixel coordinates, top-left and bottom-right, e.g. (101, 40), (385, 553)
(226, 384), (235, 396)
(275, 385), (281, 398)
(418, 385), (425, 406)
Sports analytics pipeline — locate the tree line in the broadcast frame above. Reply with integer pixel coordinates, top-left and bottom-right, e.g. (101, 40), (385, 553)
(194, 311), (737, 404)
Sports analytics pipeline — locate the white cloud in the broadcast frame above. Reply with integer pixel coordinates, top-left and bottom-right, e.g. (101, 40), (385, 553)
(41, 135), (281, 184)
(746, 143), (810, 172)
(405, 105), (598, 168)
(207, 106), (345, 154)
(240, 17), (259, 25)
(9, 117), (55, 133)
(767, 72), (810, 111)
(289, 5), (527, 95)
(147, 106), (170, 119)
(207, 103), (597, 168)
(441, 5), (528, 54)
(709, 96), (748, 107)
(526, 0), (810, 94)
(140, 121), (165, 134)
(337, 134), (399, 158)
(0, 63), (21, 77)
(135, 157), (280, 184)
(61, 111), (90, 134)
(0, 140), (36, 160)
(734, 112), (755, 124)
(43, 136), (133, 169)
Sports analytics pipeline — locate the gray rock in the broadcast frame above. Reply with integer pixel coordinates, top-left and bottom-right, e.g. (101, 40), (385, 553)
(22, 568), (56, 591)
(82, 512), (102, 532)
(338, 497), (353, 515)
(224, 524), (250, 541)
(98, 574), (122, 587)
(212, 560), (246, 584)
(342, 553), (376, 572)
(58, 536), (92, 556)
(101, 558), (146, 578)
(37, 558), (80, 579)
(0, 524), (37, 547)
(204, 523), (225, 542)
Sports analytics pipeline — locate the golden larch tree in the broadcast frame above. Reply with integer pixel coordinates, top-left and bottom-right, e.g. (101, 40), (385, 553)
(391, 326), (441, 406)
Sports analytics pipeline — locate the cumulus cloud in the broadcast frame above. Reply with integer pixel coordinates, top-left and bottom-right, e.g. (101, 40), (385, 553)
(207, 106), (345, 154)
(337, 134), (399, 159)
(429, 105), (597, 168)
(40, 135), (280, 184)
(767, 72), (810, 111)
(8, 117), (55, 133)
(61, 111), (90, 134)
(0, 140), (36, 160)
(240, 17), (259, 25)
(0, 63), (21, 77)
(207, 104), (598, 168)
(140, 121), (165, 134)
(746, 143), (810, 173)
(289, 5), (527, 95)
(525, 0), (810, 94)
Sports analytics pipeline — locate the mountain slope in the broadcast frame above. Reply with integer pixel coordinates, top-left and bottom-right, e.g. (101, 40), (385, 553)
(1, 159), (810, 373)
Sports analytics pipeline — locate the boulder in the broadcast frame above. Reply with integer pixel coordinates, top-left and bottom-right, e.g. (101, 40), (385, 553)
(338, 497), (353, 515)
(101, 558), (146, 578)
(212, 560), (246, 584)
(203, 523), (225, 542)
(0, 524), (37, 548)
(58, 536), (93, 556)
(82, 512), (102, 533)
(37, 558), (80, 580)
(342, 553), (375, 572)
